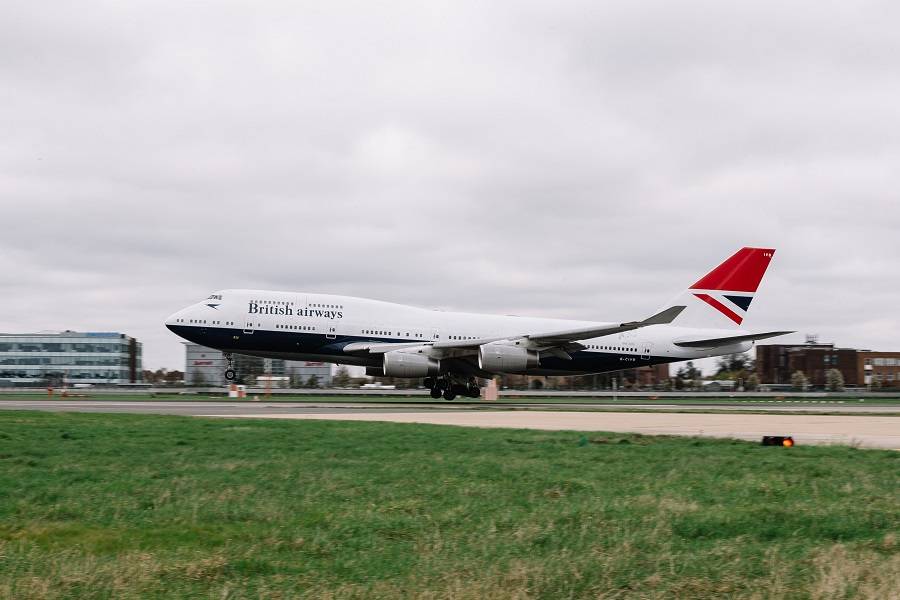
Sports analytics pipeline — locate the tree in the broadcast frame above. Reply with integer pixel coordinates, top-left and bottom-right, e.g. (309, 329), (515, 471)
(745, 373), (760, 391)
(305, 375), (320, 388)
(791, 371), (808, 391)
(190, 371), (207, 387)
(142, 368), (174, 385)
(164, 370), (184, 385)
(677, 361), (700, 379)
(825, 369), (844, 392)
(716, 353), (751, 375)
(714, 353), (755, 384)
(333, 366), (352, 388)
(676, 361), (702, 389)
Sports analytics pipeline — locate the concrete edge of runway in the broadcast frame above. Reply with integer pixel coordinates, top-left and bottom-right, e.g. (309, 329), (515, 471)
(1, 398), (897, 450)
(198, 410), (900, 450)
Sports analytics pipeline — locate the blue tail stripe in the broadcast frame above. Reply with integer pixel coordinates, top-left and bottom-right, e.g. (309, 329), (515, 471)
(724, 295), (753, 311)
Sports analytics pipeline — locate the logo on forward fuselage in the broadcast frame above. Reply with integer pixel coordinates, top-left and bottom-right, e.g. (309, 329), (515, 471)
(247, 302), (343, 319)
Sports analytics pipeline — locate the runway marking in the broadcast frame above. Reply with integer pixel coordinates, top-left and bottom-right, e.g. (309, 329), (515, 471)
(201, 411), (900, 450)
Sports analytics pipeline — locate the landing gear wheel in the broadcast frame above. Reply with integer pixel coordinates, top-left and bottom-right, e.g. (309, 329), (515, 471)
(223, 353), (236, 382)
(442, 388), (457, 401)
(467, 386), (481, 399)
(430, 387), (443, 399)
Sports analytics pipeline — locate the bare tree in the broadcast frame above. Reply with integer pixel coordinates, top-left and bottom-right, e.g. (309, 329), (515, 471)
(332, 366), (352, 388)
(825, 369), (844, 392)
(791, 371), (808, 391)
(745, 373), (760, 391)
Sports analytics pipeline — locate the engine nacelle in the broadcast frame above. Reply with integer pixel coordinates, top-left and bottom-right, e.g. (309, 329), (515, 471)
(478, 343), (539, 373)
(382, 351), (440, 378)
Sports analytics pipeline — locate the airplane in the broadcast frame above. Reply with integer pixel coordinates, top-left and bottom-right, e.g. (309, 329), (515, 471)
(165, 247), (791, 399)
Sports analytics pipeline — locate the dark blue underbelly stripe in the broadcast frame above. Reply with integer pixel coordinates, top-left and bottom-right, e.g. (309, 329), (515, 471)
(166, 325), (677, 374)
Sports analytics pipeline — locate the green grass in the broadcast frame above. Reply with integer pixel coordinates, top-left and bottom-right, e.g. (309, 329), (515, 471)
(0, 412), (898, 599)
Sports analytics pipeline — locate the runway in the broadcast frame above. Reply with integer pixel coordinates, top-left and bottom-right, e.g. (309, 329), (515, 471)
(0, 399), (898, 413)
(2, 399), (898, 449)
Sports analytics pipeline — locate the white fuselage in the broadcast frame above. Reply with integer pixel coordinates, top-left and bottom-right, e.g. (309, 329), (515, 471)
(166, 289), (751, 376)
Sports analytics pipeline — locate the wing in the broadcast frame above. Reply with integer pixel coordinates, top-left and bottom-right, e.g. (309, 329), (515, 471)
(342, 306), (686, 357)
(524, 305), (685, 346)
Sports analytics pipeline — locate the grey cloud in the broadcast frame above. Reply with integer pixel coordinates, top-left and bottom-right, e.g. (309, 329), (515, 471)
(1, 0), (898, 370)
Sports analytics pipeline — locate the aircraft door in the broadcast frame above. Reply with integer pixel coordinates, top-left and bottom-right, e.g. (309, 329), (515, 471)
(243, 319), (256, 335)
(640, 341), (652, 360)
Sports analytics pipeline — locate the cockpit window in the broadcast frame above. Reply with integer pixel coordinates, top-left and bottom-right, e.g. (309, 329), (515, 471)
(207, 294), (223, 300)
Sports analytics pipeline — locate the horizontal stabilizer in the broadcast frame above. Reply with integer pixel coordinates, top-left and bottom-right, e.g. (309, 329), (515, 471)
(674, 331), (793, 348)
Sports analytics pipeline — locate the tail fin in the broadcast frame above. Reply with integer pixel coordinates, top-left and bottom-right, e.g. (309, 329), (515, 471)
(662, 247), (775, 329)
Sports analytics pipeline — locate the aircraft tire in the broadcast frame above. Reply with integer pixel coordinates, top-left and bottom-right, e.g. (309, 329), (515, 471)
(430, 387), (443, 399)
(442, 389), (457, 401)
(224, 369), (236, 381)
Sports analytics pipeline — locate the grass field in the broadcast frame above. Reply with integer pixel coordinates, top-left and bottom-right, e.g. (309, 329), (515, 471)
(0, 412), (898, 599)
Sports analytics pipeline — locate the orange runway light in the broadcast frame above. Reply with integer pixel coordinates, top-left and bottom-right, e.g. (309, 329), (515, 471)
(762, 436), (795, 447)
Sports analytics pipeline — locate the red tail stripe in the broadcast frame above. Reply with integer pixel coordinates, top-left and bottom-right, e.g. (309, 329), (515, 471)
(690, 247), (774, 293)
(693, 293), (744, 325)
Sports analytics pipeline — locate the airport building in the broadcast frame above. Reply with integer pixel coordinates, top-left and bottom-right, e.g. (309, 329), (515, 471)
(756, 342), (900, 388)
(860, 352), (900, 388)
(0, 331), (142, 387)
(633, 364), (671, 388)
(184, 343), (332, 387)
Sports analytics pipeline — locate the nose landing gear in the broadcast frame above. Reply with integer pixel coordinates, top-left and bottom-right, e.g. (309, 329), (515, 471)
(223, 353), (236, 381)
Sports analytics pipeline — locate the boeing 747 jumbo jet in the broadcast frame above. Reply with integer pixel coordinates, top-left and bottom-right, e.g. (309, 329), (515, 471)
(166, 247), (791, 399)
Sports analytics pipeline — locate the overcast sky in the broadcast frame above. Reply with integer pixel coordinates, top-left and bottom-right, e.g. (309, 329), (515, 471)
(2, 1), (899, 371)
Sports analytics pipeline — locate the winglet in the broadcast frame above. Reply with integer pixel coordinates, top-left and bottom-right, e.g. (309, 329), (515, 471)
(638, 305), (686, 326)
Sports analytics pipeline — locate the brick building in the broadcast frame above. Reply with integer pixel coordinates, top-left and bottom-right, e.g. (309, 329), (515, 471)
(756, 343), (900, 388)
(859, 352), (900, 388)
(633, 363), (672, 387)
(502, 363), (670, 390)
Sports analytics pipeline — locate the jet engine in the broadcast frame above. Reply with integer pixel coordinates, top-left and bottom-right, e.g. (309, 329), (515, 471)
(478, 343), (539, 373)
(382, 351), (440, 377)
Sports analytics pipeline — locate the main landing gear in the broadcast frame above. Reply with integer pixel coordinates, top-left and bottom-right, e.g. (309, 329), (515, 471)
(424, 376), (481, 401)
(223, 353), (236, 381)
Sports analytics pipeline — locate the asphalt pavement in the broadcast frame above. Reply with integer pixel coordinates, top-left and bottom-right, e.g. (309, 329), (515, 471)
(1, 399), (898, 449)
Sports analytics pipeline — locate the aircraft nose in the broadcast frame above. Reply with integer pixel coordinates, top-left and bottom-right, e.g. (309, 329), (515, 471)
(165, 309), (185, 333)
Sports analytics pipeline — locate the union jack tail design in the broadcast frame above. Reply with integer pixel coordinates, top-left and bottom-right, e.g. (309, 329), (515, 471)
(660, 247), (776, 329)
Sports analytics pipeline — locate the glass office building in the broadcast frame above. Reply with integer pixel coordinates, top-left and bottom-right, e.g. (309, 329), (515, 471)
(0, 332), (142, 386)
